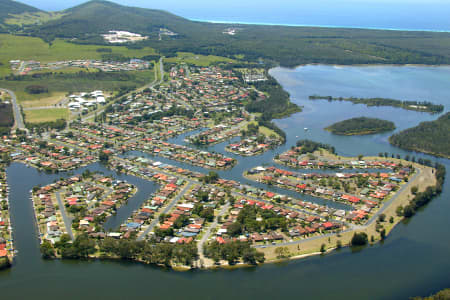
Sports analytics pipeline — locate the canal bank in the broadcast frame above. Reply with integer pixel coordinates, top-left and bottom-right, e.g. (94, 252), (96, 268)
(0, 65), (449, 300)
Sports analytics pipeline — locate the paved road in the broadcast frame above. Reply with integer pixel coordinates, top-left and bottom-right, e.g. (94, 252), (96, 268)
(80, 58), (164, 123)
(137, 181), (194, 241)
(0, 88), (26, 131)
(254, 168), (422, 248)
(197, 202), (230, 261)
(55, 191), (75, 241)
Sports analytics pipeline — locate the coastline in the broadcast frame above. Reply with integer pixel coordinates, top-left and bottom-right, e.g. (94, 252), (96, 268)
(190, 18), (450, 33)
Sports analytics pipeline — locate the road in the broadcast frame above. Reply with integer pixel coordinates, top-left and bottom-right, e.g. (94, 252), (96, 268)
(137, 180), (194, 241)
(197, 202), (230, 263)
(55, 191), (75, 241)
(0, 88), (26, 131)
(254, 168), (422, 248)
(80, 57), (164, 123)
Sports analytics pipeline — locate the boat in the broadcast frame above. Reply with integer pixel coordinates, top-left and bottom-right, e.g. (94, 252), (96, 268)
(304, 127), (308, 131)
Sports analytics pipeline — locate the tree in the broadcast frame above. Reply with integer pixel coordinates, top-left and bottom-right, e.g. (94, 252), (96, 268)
(99, 151), (110, 162)
(351, 232), (368, 246)
(275, 246), (289, 259)
(40, 240), (56, 259)
(411, 186), (418, 195)
(320, 244), (326, 253)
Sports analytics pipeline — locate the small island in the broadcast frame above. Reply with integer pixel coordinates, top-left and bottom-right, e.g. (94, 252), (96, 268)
(389, 112), (450, 158)
(309, 95), (444, 114)
(325, 117), (396, 135)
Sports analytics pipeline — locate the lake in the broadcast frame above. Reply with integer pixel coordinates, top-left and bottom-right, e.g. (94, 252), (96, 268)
(1, 65), (449, 300)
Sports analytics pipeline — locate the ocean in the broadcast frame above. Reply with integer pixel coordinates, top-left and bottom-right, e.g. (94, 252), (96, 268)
(19, 0), (450, 32)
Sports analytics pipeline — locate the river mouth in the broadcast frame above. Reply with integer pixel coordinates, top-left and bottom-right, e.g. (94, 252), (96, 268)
(2, 65), (450, 300)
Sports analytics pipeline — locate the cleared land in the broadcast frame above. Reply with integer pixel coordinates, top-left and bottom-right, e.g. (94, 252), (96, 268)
(165, 52), (235, 66)
(0, 34), (157, 76)
(5, 12), (66, 26)
(25, 107), (68, 123)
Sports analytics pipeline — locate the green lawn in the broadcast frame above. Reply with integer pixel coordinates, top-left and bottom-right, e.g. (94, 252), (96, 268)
(25, 108), (69, 123)
(165, 52), (235, 66)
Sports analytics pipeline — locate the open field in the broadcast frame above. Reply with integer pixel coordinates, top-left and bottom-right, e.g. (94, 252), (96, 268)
(25, 107), (69, 123)
(245, 120), (280, 138)
(0, 34), (157, 76)
(5, 12), (67, 26)
(165, 52), (235, 66)
(20, 92), (66, 108)
(1, 69), (155, 103)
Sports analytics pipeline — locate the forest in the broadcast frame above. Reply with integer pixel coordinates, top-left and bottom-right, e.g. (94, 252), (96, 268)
(389, 112), (450, 158)
(325, 117), (395, 135)
(6, 1), (450, 68)
(309, 95), (444, 114)
(0, 102), (13, 134)
(295, 139), (336, 154)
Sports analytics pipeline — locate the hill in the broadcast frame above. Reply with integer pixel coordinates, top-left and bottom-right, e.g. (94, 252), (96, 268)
(25, 0), (207, 43)
(389, 112), (450, 158)
(0, 0), (40, 27)
(19, 0), (450, 67)
(326, 117), (396, 135)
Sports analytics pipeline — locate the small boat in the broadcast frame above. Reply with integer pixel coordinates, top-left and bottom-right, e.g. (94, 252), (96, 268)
(304, 127), (308, 131)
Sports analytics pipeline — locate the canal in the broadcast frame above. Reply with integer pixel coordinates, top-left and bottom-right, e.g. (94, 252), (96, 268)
(1, 65), (449, 300)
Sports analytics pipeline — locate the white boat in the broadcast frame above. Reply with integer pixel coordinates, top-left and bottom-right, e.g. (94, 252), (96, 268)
(304, 128), (308, 131)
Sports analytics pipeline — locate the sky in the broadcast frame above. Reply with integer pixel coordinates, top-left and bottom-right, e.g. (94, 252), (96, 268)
(17, 0), (450, 31)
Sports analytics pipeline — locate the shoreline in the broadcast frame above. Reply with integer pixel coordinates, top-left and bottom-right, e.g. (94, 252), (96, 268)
(270, 63), (450, 72)
(190, 19), (450, 33)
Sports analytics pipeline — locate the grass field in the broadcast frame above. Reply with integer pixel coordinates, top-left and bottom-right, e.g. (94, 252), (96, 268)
(1, 69), (155, 104)
(5, 12), (67, 26)
(0, 34), (157, 76)
(20, 92), (66, 108)
(165, 52), (235, 66)
(25, 108), (69, 123)
(245, 120), (280, 138)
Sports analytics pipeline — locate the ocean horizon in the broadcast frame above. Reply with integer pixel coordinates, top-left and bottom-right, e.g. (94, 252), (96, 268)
(190, 18), (450, 33)
(19, 0), (450, 32)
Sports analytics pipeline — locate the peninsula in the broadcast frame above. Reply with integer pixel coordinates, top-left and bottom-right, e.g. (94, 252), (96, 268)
(309, 95), (444, 114)
(389, 112), (450, 158)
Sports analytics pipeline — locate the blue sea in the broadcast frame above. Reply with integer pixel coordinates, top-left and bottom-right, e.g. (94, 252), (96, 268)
(19, 0), (450, 32)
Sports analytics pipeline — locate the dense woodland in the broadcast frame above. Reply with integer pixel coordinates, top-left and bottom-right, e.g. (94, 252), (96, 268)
(246, 76), (301, 121)
(0, 102), (13, 134)
(3, 1), (449, 67)
(389, 112), (450, 158)
(401, 163), (445, 218)
(41, 234), (199, 267)
(325, 117), (395, 135)
(295, 139), (336, 154)
(309, 95), (444, 114)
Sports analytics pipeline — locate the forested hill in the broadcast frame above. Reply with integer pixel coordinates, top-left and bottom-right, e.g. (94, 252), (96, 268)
(3, 0), (450, 67)
(389, 112), (450, 158)
(0, 0), (40, 23)
(25, 0), (204, 43)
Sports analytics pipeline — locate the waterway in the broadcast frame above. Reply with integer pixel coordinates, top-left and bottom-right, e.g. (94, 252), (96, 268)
(1, 65), (449, 299)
